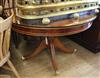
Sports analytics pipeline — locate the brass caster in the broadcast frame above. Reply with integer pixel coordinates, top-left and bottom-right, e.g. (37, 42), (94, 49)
(55, 70), (60, 75)
(21, 56), (25, 61)
(74, 49), (77, 52)
(73, 49), (77, 54)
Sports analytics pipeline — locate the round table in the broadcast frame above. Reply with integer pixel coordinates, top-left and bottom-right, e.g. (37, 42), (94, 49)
(12, 17), (94, 74)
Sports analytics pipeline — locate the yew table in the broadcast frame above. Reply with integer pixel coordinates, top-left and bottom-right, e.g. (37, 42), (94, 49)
(12, 18), (93, 74)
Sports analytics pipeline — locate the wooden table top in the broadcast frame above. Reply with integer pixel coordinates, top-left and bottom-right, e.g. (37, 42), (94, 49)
(12, 22), (92, 37)
(12, 15), (96, 37)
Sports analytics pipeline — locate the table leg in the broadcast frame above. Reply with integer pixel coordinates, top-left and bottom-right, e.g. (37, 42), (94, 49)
(22, 37), (77, 73)
(53, 37), (77, 53)
(22, 40), (47, 60)
(47, 37), (59, 74)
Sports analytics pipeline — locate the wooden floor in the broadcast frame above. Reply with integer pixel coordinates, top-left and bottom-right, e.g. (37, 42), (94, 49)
(0, 37), (100, 78)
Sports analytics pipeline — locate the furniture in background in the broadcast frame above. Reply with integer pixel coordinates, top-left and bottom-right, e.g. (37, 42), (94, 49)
(69, 9), (100, 53)
(0, 13), (20, 78)
(0, 0), (20, 77)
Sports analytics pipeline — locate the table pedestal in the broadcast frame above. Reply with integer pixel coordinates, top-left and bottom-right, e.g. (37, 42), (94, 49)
(22, 37), (77, 74)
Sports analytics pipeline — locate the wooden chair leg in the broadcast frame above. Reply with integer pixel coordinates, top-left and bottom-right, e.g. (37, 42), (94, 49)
(7, 60), (21, 78)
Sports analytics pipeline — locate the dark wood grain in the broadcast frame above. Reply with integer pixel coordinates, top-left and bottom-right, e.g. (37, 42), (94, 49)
(12, 18), (93, 74)
(12, 22), (92, 37)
